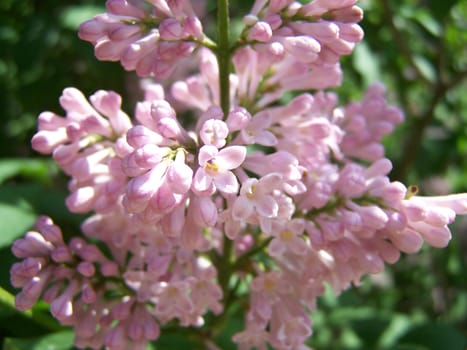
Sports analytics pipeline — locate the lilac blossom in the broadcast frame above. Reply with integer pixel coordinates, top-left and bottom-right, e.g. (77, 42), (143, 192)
(78, 0), (205, 78)
(11, 1), (467, 349)
(192, 144), (246, 195)
(31, 88), (132, 214)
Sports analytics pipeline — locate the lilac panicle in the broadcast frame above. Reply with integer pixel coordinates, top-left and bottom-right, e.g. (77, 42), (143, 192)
(12, 1), (467, 349)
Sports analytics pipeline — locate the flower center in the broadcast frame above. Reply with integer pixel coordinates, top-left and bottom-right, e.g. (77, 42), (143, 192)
(246, 184), (256, 199)
(280, 230), (293, 241)
(205, 161), (219, 173)
(263, 278), (276, 291)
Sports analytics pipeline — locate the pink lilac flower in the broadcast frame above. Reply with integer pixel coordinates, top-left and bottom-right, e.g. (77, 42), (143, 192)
(267, 219), (308, 257)
(11, 212), (225, 350)
(232, 45), (342, 108)
(232, 173), (283, 222)
(337, 83), (405, 161)
(78, 0), (205, 78)
(31, 88), (132, 214)
(192, 144), (246, 195)
(14, 1), (467, 349)
(242, 0), (364, 65)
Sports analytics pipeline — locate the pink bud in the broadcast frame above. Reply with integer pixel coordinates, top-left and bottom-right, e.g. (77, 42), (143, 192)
(166, 152), (193, 194)
(77, 261), (96, 277)
(104, 325), (128, 350)
(126, 125), (164, 148)
(35, 216), (64, 243)
(81, 282), (97, 304)
(226, 107), (251, 131)
(183, 16), (204, 40)
(282, 36), (321, 63)
(78, 18), (107, 43)
(51, 246), (73, 263)
(50, 281), (78, 321)
(66, 186), (96, 213)
(390, 228), (424, 254)
(200, 119), (229, 148)
(31, 129), (68, 154)
(247, 21), (273, 42)
(159, 18), (184, 40)
(12, 231), (54, 258)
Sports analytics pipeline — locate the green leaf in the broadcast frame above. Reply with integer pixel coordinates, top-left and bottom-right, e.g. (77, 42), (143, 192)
(0, 285), (20, 320)
(351, 315), (390, 346)
(0, 158), (55, 184)
(3, 331), (75, 350)
(153, 332), (203, 350)
(427, 0), (458, 20)
(59, 5), (105, 30)
(0, 201), (36, 248)
(0, 182), (85, 228)
(396, 322), (467, 350)
(413, 55), (436, 83)
(411, 8), (442, 37)
(352, 42), (381, 86)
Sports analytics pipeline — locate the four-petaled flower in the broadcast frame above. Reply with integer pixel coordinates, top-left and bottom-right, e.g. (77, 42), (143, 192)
(192, 145), (247, 195)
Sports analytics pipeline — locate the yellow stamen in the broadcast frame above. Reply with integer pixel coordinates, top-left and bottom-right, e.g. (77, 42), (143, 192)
(205, 161), (219, 173)
(246, 184), (256, 199)
(280, 230), (293, 241)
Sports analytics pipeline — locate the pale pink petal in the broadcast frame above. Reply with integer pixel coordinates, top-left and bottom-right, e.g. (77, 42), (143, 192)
(216, 146), (246, 170)
(192, 167), (213, 192)
(256, 195), (279, 218)
(232, 196), (254, 220)
(214, 170), (239, 194)
(198, 145), (218, 166)
(289, 218), (305, 235)
(167, 161), (193, 194)
(257, 173), (282, 194)
(268, 239), (284, 256)
(290, 236), (308, 255)
(255, 130), (277, 146)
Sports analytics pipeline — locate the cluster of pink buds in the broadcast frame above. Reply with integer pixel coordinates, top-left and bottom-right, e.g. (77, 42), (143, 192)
(11, 0), (467, 349)
(78, 0), (206, 78)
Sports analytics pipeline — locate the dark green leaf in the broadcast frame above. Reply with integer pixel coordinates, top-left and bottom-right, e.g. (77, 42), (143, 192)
(396, 322), (467, 350)
(3, 331), (75, 350)
(427, 0), (458, 19)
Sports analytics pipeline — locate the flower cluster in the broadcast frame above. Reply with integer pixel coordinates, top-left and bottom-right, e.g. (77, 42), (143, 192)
(78, 0), (205, 78)
(10, 0), (467, 349)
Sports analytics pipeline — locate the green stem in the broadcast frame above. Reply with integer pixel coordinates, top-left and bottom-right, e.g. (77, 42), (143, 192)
(212, 0), (234, 331)
(232, 237), (272, 271)
(218, 237), (233, 299)
(217, 0), (231, 116)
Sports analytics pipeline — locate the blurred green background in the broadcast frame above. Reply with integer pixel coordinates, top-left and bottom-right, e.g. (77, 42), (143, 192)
(1, 0), (466, 349)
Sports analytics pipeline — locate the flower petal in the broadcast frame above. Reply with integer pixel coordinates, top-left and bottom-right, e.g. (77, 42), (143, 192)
(216, 146), (246, 170)
(192, 168), (213, 193)
(198, 145), (218, 166)
(214, 170), (239, 194)
(256, 195), (279, 218)
(232, 196), (254, 220)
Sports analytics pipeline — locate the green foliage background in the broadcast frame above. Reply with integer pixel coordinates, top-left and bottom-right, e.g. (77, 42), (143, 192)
(0, 0), (466, 349)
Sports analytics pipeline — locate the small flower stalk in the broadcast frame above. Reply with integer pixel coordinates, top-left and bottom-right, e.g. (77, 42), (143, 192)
(10, 0), (467, 349)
